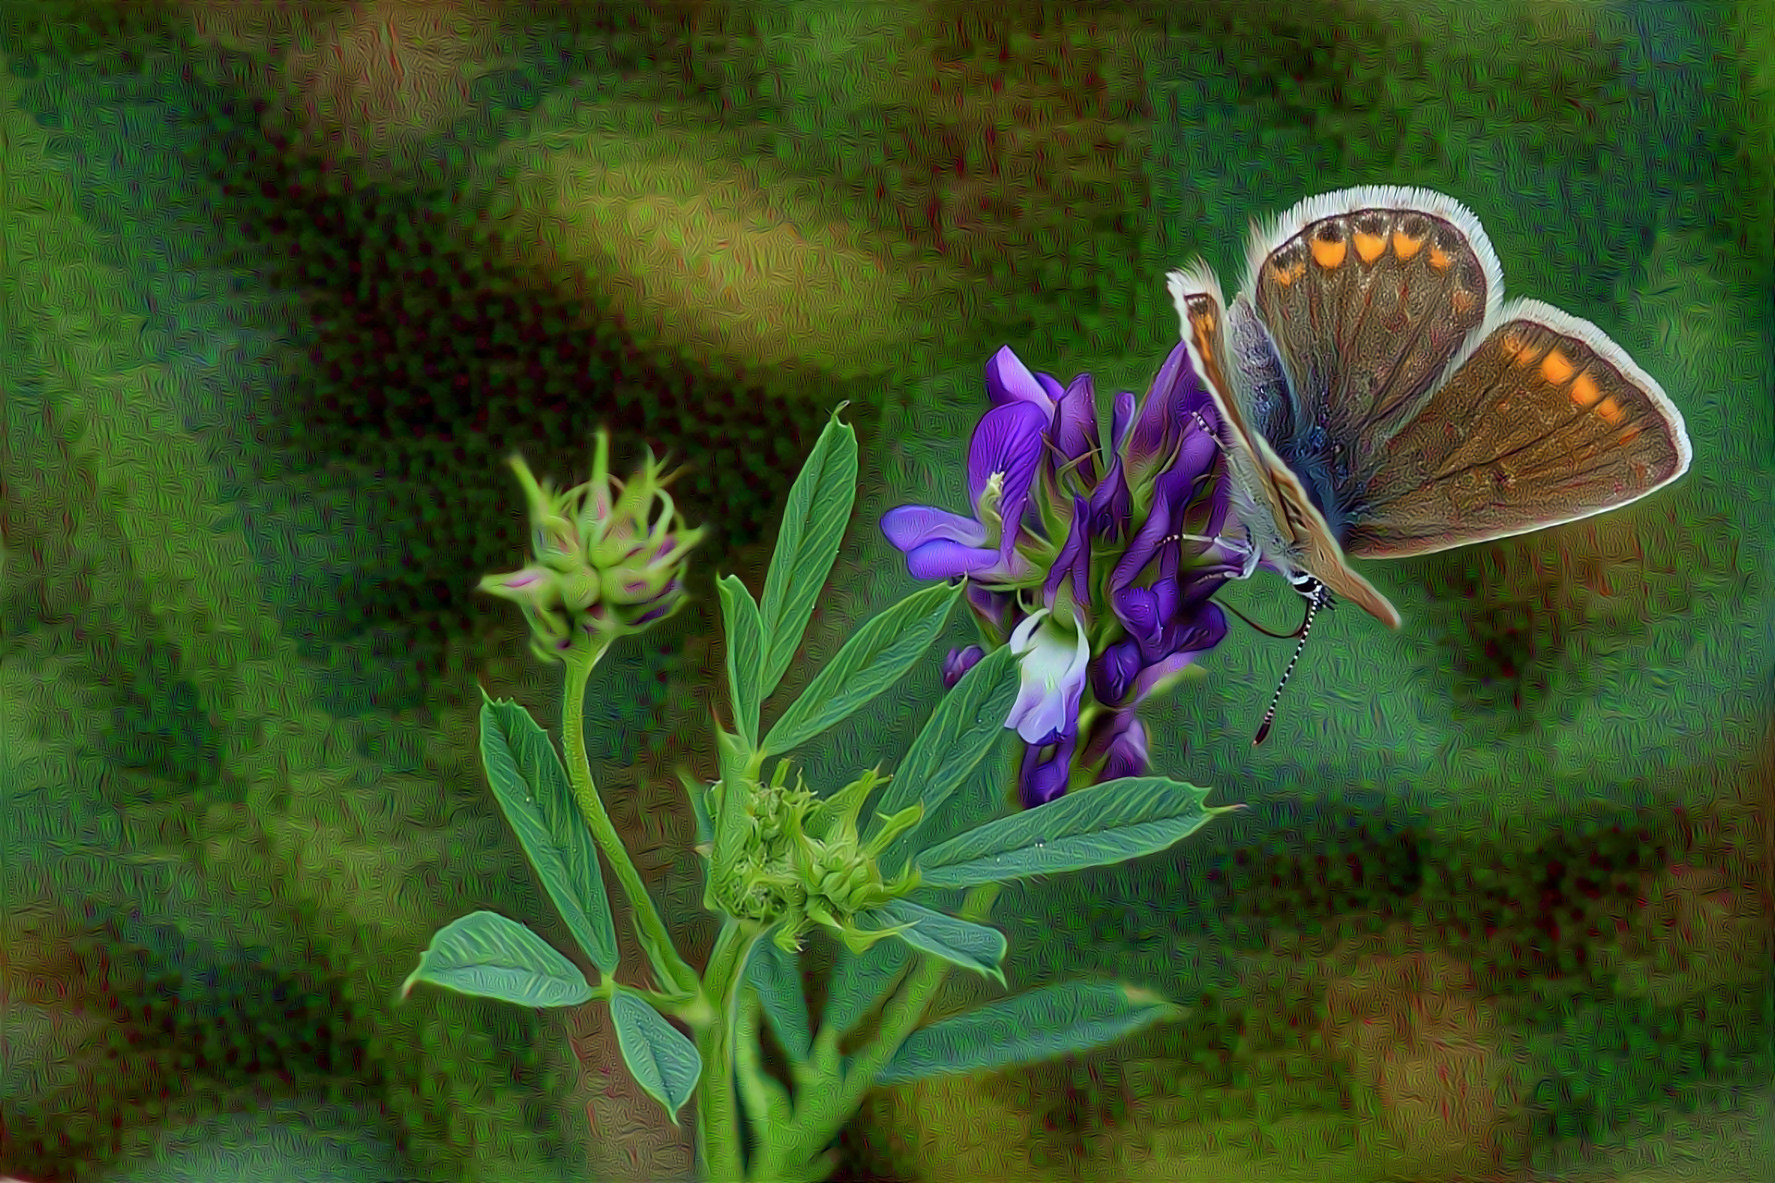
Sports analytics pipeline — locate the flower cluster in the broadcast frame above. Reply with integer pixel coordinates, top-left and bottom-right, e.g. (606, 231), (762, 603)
(883, 345), (1244, 808)
(480, 432), (706, 661)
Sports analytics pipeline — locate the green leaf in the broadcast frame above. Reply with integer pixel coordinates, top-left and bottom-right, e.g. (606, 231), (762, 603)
(610, 990), (704, 1122)
(744, 933), (813, 1062)
(875, 900), (1005, 984)
(913, 776), (1224, 889)
(762, 582), (961, 757)
(479, 695), (619, 973)
(820, 937), (911, 1042)
(680, 771), (714, 850)
(758, 411), (859, 701)
(867, 643), (1020, 866)
(875, 980), (1181, 1086)
(402, 911), (593, 1007)
(717, 574), (765, 747)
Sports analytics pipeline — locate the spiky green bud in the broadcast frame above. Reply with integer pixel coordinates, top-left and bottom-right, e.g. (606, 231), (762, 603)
(706, 762), (923, 954)
(479, 433), (706, 660)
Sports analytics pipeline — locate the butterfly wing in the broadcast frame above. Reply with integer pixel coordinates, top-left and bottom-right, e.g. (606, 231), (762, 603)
(1166, 266), (1282, 555)
(1245, 187), (1503, 525)
(1343, 299), (1692, 558)
(1167, 267), (1403, 628)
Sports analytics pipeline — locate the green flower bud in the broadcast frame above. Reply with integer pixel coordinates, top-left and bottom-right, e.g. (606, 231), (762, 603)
(480, 432), (707, 658)
(706, 759), (925, 953)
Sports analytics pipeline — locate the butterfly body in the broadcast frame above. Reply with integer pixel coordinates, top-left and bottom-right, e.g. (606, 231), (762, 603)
(1168, 186), (1692, 630)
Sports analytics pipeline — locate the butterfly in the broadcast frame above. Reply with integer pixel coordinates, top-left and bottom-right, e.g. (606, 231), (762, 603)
(1165, 187), (1693, 739)
(1167, 185), (1692, 629)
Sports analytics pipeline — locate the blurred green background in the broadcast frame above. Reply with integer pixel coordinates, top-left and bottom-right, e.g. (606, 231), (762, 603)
(1, 1), (1769, 1180)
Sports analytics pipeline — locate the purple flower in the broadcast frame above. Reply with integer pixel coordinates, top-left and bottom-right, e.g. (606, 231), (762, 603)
(1049, 374), (1101, 488)
(985, 346), (1105, 500)
(1101, 714), (1149, 782)
(1043, 496), (1091, 615)
(1085, 391), (1136, 544)
(1080, 709), (1150, 783)
(1005, 608), (1090, 747)
(942, 645), (985, 690)
(881, 400), (1047, 583)
(883, 340), (1243, 811)
(1123, 342), (1220, 494)
(985, 345), (1063, 415)
(1019, 731), (1076, 809)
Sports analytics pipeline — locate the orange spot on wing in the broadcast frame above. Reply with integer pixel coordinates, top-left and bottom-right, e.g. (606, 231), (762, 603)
(1391, 230), (1424, 259)
(1354, 231), (1385, 263)
(1617, 426), (1643, 446)
(1428, 245), (1452, 271)
(1541, 349), (1575, 385)
(1269, 261), (1299, 287)
(1595, 396), (1625, 425)
(1311, 237), (1347, 269)
(1569, 370), (1603, 407)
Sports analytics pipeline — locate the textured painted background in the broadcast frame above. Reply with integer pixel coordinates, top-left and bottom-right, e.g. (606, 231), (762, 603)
(2, 2), (1769, 1181)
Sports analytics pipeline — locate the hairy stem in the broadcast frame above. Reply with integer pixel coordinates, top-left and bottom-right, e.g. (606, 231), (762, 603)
(562, 642), (701, 998)
(694, 918), (759, 1182)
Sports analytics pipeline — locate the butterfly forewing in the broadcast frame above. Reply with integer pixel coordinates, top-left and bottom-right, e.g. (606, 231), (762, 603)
(1250, 190), (1500, 492)
(1168, 267), (1404, 628)
(1226, 296), (1298, 449)
(1344, 299), (1692, 559)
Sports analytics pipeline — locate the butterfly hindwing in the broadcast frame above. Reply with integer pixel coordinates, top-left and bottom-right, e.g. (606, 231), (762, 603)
(1345, 299), (1693, 558)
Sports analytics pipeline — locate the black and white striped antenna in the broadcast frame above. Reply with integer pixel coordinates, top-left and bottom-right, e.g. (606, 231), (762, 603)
(1253, 573), (1329, 745)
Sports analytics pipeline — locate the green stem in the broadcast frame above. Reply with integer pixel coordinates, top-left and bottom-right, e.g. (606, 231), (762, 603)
(694, 918), (759, 1183)
(760, 954), (948, 1178)
(757, 885), (999, 1180)
(735, 990), (793, 1136)
(562, 642), (702, 999)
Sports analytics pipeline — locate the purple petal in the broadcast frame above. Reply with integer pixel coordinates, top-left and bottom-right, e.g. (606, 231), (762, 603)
(1101, 715), (1150, 782)
(1036, 372), (1066, 404)
(881, 505), (989, 555)
(904, 538), (1004, 581)
(965, 584), (1016, 635)
(1007, 612), (1090, 745)
(965, 401), (1050, 514)
(1051, 374), (1100, 486)
(1043, 496), (1091, 609)
(1087, 450), (1131, 544)
(1110, 463), (1187, 604)
(1110, 390), (1136, 452)
(1123, 344), (1189, 477)
(1090, 638), (1146, 708)
(1172, 422), (1221, 503)
(1019, 733), (1077, 809)
(1124, 342), (1217, 491)
(984, 346), (1056, 416)
(1130, 603), (1229, 702)
(942, 645), (986, 690)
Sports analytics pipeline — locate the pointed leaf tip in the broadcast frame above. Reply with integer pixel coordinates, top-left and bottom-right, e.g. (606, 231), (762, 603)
(611, 991), (703, 1121)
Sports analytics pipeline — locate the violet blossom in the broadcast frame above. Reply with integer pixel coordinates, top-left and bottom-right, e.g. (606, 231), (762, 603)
(883, 342), (1242, 808)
